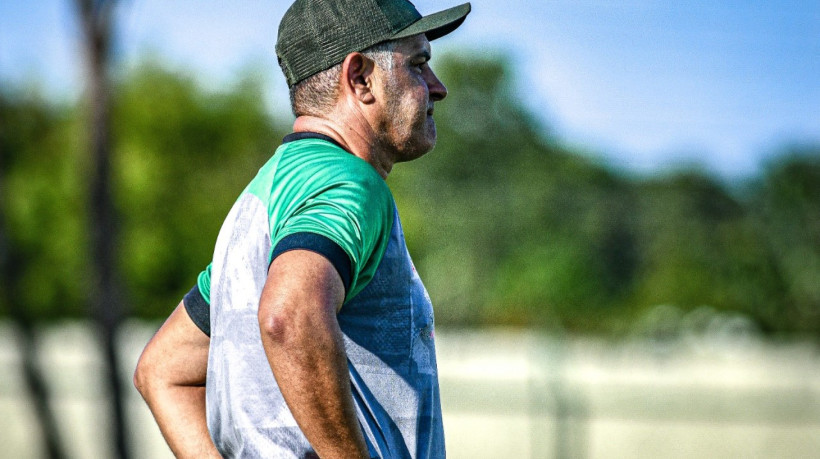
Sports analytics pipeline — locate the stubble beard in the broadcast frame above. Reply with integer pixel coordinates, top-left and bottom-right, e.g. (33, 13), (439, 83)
(379, 80), (435, 163)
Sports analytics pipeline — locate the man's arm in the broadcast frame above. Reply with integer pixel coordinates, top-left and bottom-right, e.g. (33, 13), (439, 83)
(258, 250), (370, 459)
(134, 301), (221, 459)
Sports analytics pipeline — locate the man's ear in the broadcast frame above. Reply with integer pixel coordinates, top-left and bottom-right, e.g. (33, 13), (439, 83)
(341, 52), (376, 104)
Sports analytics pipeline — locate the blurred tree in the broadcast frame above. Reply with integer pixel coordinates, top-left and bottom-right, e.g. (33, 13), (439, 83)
(389, 52), (810, 335)
(0, 91), (87, 319)
(2, 48), (818, 340)
(390, 52), (641, 332)
(74, 0), (132, 455)
(1, 89), (70, 459)
(629, 170), (786, 331)
(112, 62), (287, 317)
(0, 64), (286, 320)
(750, 150), (820, 333)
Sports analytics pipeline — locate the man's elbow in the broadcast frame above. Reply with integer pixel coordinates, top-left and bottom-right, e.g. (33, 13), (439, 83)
(133, 352), (157, 399)
(133, 357), (147, 395)
(258, 306), (291, 347)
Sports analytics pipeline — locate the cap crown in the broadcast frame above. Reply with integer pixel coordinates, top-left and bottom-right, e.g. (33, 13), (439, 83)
(276, 0), (422, 86)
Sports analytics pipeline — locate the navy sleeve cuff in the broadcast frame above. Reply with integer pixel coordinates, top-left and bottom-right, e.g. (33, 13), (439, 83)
(183, 233), (351, 338)
(271, 232), (353, 295)
(183, 284), (211, 337)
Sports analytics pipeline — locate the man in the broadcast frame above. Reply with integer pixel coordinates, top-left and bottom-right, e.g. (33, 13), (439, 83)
(134, 0), (471, 457)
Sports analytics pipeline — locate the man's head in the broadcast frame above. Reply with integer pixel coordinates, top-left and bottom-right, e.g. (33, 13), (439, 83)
(277, 0), (470, 168)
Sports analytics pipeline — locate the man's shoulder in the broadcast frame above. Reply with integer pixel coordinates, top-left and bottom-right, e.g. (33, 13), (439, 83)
(243, 138), (392, 213)
(279, 138), (383, 184)
(266, 139), (390, 206)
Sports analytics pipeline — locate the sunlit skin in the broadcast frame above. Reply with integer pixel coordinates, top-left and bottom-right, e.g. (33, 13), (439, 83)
(372, 34), (448, 164)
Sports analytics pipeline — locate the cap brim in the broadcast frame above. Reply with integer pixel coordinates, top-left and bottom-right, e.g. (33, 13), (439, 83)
(393, 3), (471, 41)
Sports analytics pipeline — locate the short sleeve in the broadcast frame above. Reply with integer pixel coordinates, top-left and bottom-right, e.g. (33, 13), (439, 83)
(266, 143), (395, 304)
(196, 264), (212, 303)
(183, 284), (210, 336)
(272, 232), (353, 294)
(182, 264), (212, 336)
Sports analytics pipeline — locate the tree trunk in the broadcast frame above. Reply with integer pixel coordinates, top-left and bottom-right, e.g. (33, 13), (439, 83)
(74, 1), (131, 457)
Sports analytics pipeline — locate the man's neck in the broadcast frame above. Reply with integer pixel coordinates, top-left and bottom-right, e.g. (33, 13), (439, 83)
(293, 115), (393, 179)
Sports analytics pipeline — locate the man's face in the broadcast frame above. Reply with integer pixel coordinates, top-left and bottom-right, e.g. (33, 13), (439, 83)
(374, 34), (448, 162)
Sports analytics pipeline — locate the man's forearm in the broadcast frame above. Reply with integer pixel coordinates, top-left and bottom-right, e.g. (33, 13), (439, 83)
(140, 382), (221, 458)
(134, 302), (221, 459)
(259, 250), (369, 459)
(261, 310), (368, 458)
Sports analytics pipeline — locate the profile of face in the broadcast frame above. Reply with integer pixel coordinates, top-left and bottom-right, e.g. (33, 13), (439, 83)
(373, 34), (448, 163)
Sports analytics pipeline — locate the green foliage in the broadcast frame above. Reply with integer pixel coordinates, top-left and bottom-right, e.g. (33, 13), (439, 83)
(111, 62), (288, 317)
(1, 89), (89, 319)
(1, 52), (818, 336)
(391, 53), (644, 331)
(389, 51), (817, 334)
(1, 65), (287, 320)
(629, 171), (785, 331)
(749, 150), (820, 332)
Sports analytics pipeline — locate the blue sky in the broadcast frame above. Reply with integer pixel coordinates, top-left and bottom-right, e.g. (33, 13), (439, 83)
(2, 0), (818, 178)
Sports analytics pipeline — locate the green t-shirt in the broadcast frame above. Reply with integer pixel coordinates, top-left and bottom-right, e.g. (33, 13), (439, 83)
(193, 133), (394, 306)
(187, 133), (444, 458)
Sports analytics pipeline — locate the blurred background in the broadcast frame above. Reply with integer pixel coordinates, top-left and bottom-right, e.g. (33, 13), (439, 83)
(1, 0), (819, 458)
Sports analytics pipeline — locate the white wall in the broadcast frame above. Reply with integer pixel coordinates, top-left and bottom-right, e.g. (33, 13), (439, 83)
(1, 322), (818, 458)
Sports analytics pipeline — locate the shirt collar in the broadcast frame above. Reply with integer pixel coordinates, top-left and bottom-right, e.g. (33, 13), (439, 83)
(282, 132), (348, 152)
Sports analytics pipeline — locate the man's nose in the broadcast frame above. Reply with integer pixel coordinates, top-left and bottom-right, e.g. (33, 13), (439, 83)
(426, 68), (448, 102)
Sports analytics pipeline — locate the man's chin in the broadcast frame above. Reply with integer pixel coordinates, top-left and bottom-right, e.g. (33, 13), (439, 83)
(391, 120), (437, 162)
(395, 138), (436, 163)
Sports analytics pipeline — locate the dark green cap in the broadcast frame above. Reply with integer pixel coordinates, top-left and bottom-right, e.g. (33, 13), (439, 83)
(276, 0), (471, 86)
